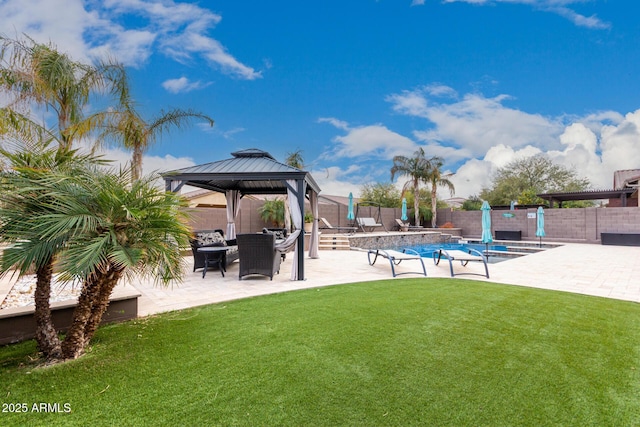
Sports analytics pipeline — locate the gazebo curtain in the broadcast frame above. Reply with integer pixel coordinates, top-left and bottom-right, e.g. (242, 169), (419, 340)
(225, 190), (241, 240)
(308, 190), (319, 258)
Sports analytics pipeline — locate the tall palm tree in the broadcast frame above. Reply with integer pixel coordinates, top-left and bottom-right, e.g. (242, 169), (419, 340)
(285, 149), (304, 169)
(390, 147), (431, 226)
(0, 35), (127, 152)
(93, 100), (214, 182)
(424, 156), (455, 228)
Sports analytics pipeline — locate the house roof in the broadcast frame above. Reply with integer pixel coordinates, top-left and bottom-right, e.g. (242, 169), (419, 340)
(613, 169), (640, 189)
(161, 149), (321, 196)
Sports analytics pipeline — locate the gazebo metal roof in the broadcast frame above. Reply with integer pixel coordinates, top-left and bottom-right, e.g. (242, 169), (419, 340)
(161, 148), (321, 195)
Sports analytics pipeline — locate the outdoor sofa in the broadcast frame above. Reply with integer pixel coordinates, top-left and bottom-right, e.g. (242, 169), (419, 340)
(190, 229), (239, 275)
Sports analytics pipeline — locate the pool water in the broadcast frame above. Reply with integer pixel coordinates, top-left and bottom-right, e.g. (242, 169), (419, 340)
(405, 243), (510, 263)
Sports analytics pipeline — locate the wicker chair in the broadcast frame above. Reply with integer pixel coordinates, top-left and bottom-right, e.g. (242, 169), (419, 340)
(236, 233), (281, 280)
(190, 229), (239, 274)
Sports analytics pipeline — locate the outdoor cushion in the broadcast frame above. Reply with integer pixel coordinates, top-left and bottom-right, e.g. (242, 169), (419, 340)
(196, 231), (226, 246)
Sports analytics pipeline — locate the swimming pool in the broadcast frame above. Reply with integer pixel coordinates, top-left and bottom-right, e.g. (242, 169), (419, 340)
(405, 242), (510, 263)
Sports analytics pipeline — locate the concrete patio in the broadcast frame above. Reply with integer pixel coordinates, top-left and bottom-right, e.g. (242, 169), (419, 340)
(125, 241), (640, 316)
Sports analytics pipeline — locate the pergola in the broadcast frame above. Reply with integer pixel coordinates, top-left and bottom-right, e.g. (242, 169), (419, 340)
(537, 188), (637, 208)
(161, 149), (322, 281)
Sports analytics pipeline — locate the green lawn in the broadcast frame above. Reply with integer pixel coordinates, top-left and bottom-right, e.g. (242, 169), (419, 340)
(1, 278), (639, 426)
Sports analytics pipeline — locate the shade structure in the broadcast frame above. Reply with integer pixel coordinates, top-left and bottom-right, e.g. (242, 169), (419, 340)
(401, 198), (408, 221)
(535, 206), (546, 247)
(481, 200), (492, 257)
(347, 192), (355, 220)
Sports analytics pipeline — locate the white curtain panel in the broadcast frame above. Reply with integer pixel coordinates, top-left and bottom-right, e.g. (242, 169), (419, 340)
(225, 190), (241, 240)
(308, 190), (319, 259)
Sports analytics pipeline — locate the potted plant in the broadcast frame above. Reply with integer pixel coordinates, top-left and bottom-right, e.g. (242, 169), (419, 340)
(258, 198), (285, 228)
(304, 212), (314, 233)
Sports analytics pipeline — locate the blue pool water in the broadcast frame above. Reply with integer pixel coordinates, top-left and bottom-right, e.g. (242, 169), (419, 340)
(405, 242), (509, 263)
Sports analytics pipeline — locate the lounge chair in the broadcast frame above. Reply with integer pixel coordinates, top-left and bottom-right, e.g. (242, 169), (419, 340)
(319, 217), (357, 234)
(394, 219), (424, 231)
(357, 217), (384, 232)
(367, 248), (427, 277)
(432, 248), (489, 278)
(190, 229), (239, 274)
(236, 233), (281, 280)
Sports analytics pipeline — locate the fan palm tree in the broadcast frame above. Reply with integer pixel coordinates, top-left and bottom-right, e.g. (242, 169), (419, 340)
(0, 35), (127, 152)
(93, 99), (214, 182)
(390, 147), (432, 226)
(0, 141), (109, 359)
(0, 154), (191, 360)
(53, 170), (191, 358)
(424, 156), (455, 228)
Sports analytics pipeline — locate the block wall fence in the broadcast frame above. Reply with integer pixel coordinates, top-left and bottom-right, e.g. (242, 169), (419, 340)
(186, 199), (640, 244)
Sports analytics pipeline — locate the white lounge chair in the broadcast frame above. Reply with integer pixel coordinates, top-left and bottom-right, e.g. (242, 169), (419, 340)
(319, 217), (357, 234)
(357, 217), (384, 232)
(432, 248), (489, 278)
(367, 248), (427, 277)
(394, 218), (424, 231)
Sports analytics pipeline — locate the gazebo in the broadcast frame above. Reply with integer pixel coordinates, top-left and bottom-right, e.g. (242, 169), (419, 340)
(162, 149), (322, 281)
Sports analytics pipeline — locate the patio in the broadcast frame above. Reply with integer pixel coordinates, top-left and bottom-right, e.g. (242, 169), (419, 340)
(126, 242), (640, 316)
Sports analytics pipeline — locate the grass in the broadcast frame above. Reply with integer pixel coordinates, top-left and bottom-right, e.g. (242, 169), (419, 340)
(1, 278), (639, 426)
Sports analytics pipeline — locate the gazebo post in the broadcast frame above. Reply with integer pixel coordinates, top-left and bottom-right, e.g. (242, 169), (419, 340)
(297, 179), (305, 280)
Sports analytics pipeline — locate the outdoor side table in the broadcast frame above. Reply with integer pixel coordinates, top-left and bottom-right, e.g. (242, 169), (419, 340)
(197, 246), (235, 278)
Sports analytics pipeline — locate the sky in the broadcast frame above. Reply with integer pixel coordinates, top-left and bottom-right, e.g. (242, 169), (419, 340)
(1, 0), (640, 199)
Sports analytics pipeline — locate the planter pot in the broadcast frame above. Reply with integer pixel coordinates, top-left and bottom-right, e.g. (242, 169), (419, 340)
(304, 222), (313, 233)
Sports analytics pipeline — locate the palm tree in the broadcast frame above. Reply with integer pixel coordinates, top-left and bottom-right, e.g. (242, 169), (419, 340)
(0, 35), (127, 152)
(285, 149), (304, 169)
(93, 100), (214, 182)
(424, 156), (455, 228)
(54, 170), (191, 359)
(390, 147), (431, 226)
(0, 141), (109, 359)
(0, 156), (192, 360)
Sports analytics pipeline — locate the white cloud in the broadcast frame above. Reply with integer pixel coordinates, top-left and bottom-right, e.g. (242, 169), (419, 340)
(421, 0), (611, 29)
(0, 0), (259, 79)
(320, 120), (418, 160)
(162, 77), (210, 94)
(391, 87), (563, 157)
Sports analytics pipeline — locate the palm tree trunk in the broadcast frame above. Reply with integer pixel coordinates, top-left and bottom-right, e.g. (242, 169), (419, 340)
(34, 260), (62, 360)
(82, 266), (123, 344)
(61, 279), (98, 359)
(431, 187), (438, 228)
(132, 146), (143, 182)
(413, 181), (420, 226)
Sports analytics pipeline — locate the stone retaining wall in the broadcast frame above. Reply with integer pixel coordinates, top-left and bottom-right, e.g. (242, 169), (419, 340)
(347, 231), (446, 250)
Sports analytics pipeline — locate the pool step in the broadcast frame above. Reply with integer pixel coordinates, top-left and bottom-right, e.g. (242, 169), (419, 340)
(319, 235), (351, 250)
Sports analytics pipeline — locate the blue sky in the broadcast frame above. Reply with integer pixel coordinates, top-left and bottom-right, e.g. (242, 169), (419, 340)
(1, 0), (639, 198)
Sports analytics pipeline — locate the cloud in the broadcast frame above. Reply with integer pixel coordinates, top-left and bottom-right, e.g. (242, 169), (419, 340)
(0, 0), (260, 79)
(416, 0), (611, 29)
(162, 77), (211, 94)
(319, 119), (418, 160)
(389, 86), (563, 157)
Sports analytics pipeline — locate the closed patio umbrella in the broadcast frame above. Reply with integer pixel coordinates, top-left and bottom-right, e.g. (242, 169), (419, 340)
(536, 206), (546, 247)
(347, 192), (355, 221)
(481, 200), (493, 258)
(401, 198), (408, 221)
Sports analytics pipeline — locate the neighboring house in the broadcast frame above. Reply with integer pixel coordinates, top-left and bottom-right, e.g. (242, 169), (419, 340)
(443, 197), (466, 209)
(181, 188), (228, 208)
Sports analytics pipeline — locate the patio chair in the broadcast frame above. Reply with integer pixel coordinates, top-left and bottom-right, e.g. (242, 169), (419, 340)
(319, 217), (357, 234)
(432, 248), (489, 278)
(357, 217), (384, 232)
(190, 229), (239, 274)
(236, 233), (281, 280)
(367, 248), (427, 277)
(394, 219), (424, 231)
